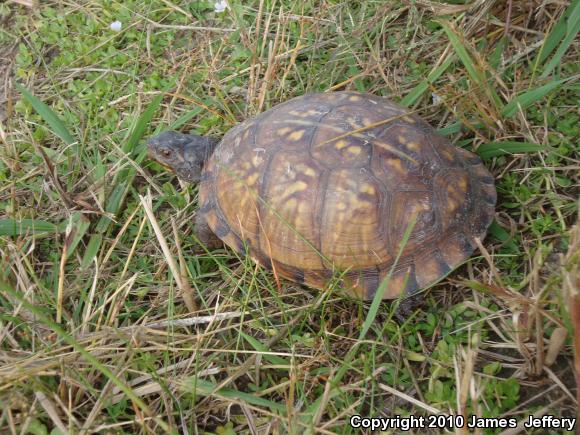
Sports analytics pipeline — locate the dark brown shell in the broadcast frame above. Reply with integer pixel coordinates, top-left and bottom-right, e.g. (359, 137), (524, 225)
(199, 92), (496, 299)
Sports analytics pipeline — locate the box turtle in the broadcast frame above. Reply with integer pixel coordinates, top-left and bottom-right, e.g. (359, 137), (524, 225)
(148, 91), (496, 300)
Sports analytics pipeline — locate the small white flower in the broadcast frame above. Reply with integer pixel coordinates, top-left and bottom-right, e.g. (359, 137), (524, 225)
(214, 0), (228, 13)
(431, 92), (443, 105)
(110, 20), (122, 32)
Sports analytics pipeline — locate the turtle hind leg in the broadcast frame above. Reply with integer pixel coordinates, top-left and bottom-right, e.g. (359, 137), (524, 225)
(393, 294), (424, 323)
(194, 213), (223, 251)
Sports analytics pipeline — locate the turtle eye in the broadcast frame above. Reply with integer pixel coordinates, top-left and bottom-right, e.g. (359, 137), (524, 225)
(161, 149), (172, 158)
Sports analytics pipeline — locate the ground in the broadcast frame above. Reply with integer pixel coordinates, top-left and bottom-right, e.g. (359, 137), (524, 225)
(0, 1), (578, 434)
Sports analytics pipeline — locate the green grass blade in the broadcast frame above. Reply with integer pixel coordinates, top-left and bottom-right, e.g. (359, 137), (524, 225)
(477, 141), (547, 159)
(81, 234), (103, 268)
(441, 22), (485, 87)
(123, 93), (164, 155)
(540, 0), (580, 78)
(0, 218), (64, 236)
(64, 212), (91, 260)
(169, 107), (203, 130)
(489, 36), (508, 70)
(358, 216), (417, 341)
(461, 280), (493, 295)
(94, 147), (148, 233)
(400, 57), (453, 107)
(487, 221), (518, 251)
(95, 184), (125, 233)
(501, 78), (570, 118)
(239, 331), (289, 365)
(437, 121), (463, 136)
(96, 91), (162, 234)
(534, 9), (568, 67)
(15, 83), (76, 145)
(183, 378), (286, 413)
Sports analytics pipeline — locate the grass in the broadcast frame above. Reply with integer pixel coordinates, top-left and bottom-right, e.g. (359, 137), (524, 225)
(0, 0), (579, 434)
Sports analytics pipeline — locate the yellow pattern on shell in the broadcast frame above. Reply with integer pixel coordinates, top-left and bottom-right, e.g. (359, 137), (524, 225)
(198, 91), (496, 300)
(288, 130), (305, 141)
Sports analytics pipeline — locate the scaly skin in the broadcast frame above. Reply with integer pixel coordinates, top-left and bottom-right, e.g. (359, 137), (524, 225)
(147, 131), (223, 250)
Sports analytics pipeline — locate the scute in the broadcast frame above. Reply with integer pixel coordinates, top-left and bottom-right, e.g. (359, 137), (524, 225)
(199, 92), (496, 300)
(390, 190), (438, 253)
(321, 168), (391, 268)
(258, 151), (325, 270)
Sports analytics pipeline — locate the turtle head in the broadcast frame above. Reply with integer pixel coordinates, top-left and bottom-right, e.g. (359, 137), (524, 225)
(147, 131), (218, 183)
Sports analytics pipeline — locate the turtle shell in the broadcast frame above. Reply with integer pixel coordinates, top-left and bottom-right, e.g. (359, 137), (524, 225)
(198, 92), (496, 299)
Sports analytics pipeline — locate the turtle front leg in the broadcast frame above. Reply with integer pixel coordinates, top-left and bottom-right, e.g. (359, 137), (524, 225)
(194, 212), (223, 251)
